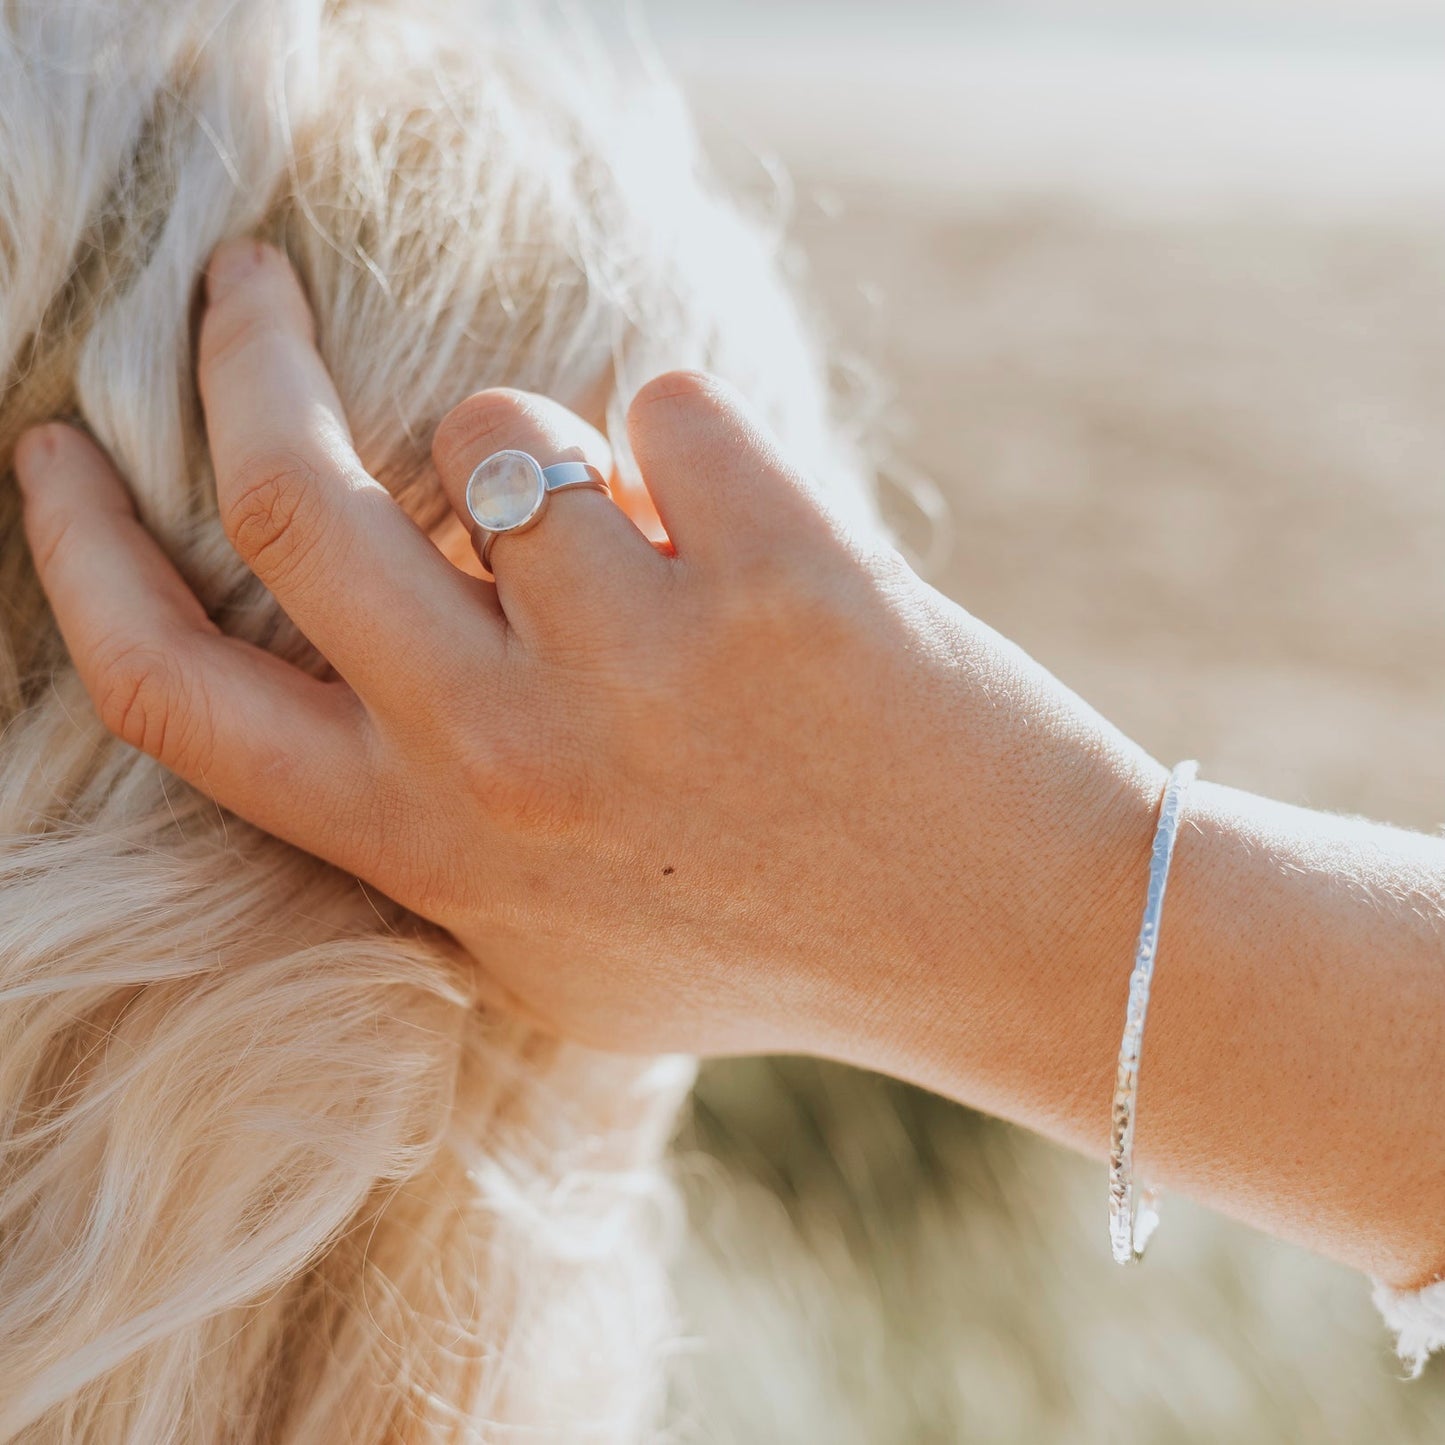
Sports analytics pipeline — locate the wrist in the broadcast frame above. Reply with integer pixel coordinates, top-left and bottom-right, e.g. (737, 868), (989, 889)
(942, 740), (1169, 1142)
(816, 697), (1169, 1137)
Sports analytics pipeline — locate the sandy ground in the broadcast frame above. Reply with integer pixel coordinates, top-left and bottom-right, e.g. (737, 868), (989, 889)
(643, 13), (1445, 1441)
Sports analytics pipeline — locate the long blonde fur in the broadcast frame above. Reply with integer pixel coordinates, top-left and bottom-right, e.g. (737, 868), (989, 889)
(0, 0), (871, 1437)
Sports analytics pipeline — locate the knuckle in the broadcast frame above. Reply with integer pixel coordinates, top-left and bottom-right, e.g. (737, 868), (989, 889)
(221, 453), (325, 580)
(723, 540), (803, 613)
(725, 526), (792, 592)
(719, 551), (854, 654)
(629, 369), (727, 421)
(457, 729), (585, 837)
(92, 638), (214, 774)
(432, 390), (536, 477)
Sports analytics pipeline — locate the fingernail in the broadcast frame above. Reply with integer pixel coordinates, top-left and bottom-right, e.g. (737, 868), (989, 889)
(206, 237), (266, 304)
(13, 424), (60, 493)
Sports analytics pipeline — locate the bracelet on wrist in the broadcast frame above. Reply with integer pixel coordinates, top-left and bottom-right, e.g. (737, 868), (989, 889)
(1108, 759), (1199, 1265)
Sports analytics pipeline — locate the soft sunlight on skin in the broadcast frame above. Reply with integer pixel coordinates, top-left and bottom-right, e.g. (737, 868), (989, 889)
(15, 239), (1445, 1299)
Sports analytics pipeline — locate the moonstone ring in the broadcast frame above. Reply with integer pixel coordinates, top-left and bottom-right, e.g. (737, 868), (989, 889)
(463, 450), (612, 573)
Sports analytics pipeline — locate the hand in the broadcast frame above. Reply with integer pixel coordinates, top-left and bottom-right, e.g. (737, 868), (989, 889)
(14, 239), (1164, 1060)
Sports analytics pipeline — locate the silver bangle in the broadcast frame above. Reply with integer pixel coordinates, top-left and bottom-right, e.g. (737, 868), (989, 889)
(1108, 759), (1199, 1264)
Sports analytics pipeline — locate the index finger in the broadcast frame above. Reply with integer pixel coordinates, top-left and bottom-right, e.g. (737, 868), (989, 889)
(198, 239), (501, 704)
(15, 421), (373, 867)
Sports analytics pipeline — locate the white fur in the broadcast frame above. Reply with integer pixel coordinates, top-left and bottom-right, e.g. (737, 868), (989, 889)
(0, 0), (870, 1437)
(1373, 1275), (1445, 1378)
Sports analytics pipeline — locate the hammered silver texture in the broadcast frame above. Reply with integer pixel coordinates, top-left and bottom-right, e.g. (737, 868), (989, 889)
(1109, 759), (1200, 1265)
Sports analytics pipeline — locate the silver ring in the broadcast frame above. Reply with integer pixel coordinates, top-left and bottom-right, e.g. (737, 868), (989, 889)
(463, 450), (612, 574)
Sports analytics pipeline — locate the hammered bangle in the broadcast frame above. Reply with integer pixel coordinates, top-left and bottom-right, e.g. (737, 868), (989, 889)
(1108, 759), (1199, 1265)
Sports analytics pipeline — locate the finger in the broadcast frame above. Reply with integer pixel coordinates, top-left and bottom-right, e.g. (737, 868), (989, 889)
(16, 421), (374, 866)
(431, 389), (666, 645)
(199, 239), (499, 703)
(625, 370), (832, 563)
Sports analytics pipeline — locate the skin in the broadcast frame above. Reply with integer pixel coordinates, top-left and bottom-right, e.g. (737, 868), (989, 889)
(13, 239), (1445, 1293)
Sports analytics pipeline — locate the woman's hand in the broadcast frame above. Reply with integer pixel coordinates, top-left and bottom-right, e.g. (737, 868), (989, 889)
(17, 240), (1445, 1290)
(14, 239), (1163, 1060)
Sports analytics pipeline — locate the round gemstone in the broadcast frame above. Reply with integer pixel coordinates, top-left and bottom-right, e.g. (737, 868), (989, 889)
(465, 450), (546, 532)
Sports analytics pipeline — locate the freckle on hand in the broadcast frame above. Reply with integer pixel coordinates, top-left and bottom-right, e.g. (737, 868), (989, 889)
(662, 866), (675, 877)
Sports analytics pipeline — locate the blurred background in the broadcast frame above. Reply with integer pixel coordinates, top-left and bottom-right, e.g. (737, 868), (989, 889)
(587, 2), (1445, 1439)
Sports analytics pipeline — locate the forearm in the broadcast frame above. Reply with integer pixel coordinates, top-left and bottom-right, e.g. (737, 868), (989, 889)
(1140, 782), (1445, 1287)
(862, 773), (1445, 1289)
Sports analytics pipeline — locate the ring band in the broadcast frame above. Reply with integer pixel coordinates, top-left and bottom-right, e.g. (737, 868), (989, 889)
(537, 461), (608, 492)
(463, 450), (612, 574)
